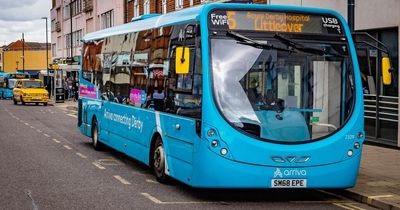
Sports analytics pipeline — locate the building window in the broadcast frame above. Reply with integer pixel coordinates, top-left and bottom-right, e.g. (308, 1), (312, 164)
(101, 10), (114, 29)
(52, 44), (56, 57)
(51, 19), (56, 32)
(190, 0), (194, 6)
(162, 0), (167, 14)
(143, 0), (150, 15)
(134, 0), (139, 17)
(70, 0), (82, 17)
(175, 0), (183, 10)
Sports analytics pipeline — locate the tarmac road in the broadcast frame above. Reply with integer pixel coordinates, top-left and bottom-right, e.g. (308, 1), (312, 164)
(0, 100), (376, 210)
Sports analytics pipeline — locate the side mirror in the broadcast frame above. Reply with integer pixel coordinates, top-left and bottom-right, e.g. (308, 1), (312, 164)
(175, 46), (190, 74)
(382, 57), (393, 85)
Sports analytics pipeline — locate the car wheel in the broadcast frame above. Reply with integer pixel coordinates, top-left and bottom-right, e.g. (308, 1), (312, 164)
(35, 103), (39, 106)
(20, 97), (25, 105)
(13, 96), (17, 105)
(43, 102), (47, 106)
(152, 136), (169, 183)
(91, 118), (103, 151)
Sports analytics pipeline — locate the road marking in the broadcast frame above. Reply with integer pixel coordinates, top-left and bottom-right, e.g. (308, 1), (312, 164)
(332, 202), (365, 210)
(24, 190), (39, 210)
(75, 153), (87, 159)
(52, 138), (60, 143)
(63, 145), (72, 150)
(44, 134), (50, 137)
(97, 158), (123, 166)
(92, 162), (106, 170)
(67, 113), (77, 118)
(15, 117), (19, 120)
(140, 193), (222, 205)
(367, 195), (393, 204)
(145, 179), (159, 184)
(36, 130), (42, 133)
(30, 126), (35, 129)
(24, 123), (29, 126)
(113, 175), (131, 185)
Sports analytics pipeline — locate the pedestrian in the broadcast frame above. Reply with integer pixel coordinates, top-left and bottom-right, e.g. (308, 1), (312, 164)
(73, 81), (79, 102)
(64, 77), (69, 100)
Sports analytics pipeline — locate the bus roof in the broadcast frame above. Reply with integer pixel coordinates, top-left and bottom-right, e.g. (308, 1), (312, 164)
(82, 3), (345, 43)
(82, 4), (205, 42)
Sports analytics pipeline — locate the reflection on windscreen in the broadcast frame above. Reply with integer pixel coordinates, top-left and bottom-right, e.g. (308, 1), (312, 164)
(211, 38), (354, 143)
(23, 81), (43, 88)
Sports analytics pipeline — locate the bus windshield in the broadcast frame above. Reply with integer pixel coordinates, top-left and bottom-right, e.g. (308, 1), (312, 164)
(23, 81), (43, 88)
(8, 79), (17, 89)
(210, 36), (355, 143)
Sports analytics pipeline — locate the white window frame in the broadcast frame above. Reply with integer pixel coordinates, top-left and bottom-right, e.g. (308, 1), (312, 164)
(143, 0), (150, 15)
(134, 0), (139, 17)
(162, 0), (167, 14)
(175, 0), (183, 10)
(190, 0), (194, 6)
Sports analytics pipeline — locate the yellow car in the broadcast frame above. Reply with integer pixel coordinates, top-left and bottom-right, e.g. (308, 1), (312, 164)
(13, 79), (49, 106)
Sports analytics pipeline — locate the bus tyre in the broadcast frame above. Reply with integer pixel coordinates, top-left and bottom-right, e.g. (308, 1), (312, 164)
(91, 119), (103, 151)
(152, 137), (169, 183)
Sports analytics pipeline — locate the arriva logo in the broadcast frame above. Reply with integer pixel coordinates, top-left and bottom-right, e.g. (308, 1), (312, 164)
(273, 168), (307, 178)
(274, 168), (283, 178)
(284, 169), (307, 176)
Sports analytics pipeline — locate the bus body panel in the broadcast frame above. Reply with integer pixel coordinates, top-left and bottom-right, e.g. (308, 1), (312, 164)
(78, 3), (364, 188)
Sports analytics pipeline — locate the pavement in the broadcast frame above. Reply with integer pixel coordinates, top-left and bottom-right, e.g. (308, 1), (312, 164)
(49, 99), (400, 210)
(341, 144), (400, 210)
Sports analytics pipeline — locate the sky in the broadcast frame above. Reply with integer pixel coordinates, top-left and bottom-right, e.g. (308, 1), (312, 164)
(0, 0), (51, 46)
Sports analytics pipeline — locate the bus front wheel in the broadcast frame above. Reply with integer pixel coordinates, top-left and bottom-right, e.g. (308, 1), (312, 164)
(91, 118), (103, 151)
(152, 136), (169, 183)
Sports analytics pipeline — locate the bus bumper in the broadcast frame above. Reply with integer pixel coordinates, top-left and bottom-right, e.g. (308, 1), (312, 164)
(190, 141), (361, 189)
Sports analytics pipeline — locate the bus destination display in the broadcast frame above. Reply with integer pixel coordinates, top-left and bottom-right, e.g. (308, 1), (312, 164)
(209, 10), (343, 35)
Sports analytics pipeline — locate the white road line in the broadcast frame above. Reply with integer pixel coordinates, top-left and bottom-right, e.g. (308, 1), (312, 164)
(52, 138), (60, 143)
(67, 114), (77, 118)
(145, 179), (159, 184)
(92, 162), (106, 170)
(15, 118), (19, 120)
(113, 175), (131, 185)
(30, 126), (35, 129)
(75, 153), (87, 159)
(44, 134), (50, 137)
(140, 193), (222, 205)
(36, 130), (42, 133)
(141, 193), (163, 204)
(24, 123), (29, 126)
(63, 145), (72, 150)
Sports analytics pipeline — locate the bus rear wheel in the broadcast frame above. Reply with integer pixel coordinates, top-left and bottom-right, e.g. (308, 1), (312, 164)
(91, 119), (103, 151)
(152, 137), (169, 183)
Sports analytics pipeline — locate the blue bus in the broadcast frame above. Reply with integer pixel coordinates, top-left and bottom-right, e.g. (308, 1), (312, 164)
(0, 72), (30, 99)
(78, 3), (366, 188)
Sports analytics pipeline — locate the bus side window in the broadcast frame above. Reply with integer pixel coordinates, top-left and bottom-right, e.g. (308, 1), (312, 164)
(167, 42), (202, 119)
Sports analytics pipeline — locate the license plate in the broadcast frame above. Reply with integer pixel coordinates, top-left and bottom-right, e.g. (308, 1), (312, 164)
(271, 179), (307, 188)
(33, 98), (41, 100)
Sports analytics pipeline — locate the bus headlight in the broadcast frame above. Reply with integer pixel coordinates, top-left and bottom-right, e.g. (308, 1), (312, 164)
(347, 149), (353, 157)
(220, 148), (228, 156)
(354, 142), (360, 149)
(207, 129), (215, 137)
(357, 132), (364, 139)
(211, 140), (218, 148)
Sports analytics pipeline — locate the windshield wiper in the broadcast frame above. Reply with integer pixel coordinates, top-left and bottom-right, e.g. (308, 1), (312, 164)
(226, 31), (294, 52)
(273, 33), (345, 57)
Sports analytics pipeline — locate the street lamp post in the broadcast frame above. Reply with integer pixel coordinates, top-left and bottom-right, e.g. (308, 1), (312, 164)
(42, 17), (50, 96)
